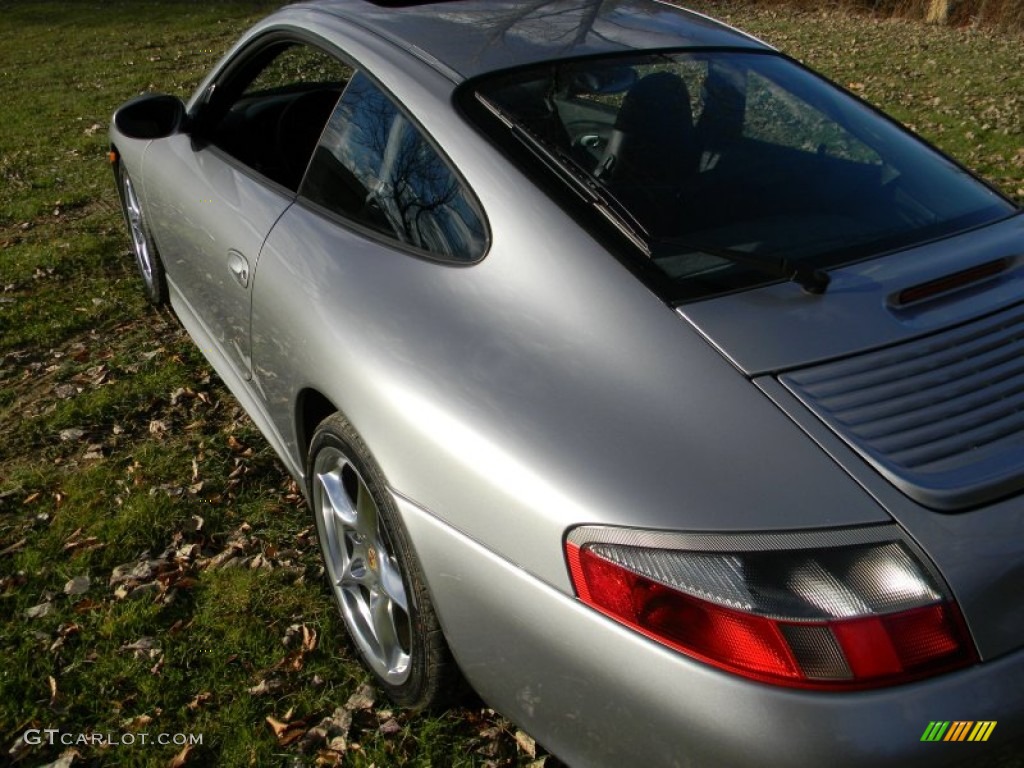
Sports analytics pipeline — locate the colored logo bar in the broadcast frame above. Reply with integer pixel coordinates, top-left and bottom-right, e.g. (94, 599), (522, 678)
(921, 721), (997, 742)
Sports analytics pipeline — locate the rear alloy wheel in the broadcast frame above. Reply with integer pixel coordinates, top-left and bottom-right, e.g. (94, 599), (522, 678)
(117, 163), (167, 304)
(308, 413), (458, 709)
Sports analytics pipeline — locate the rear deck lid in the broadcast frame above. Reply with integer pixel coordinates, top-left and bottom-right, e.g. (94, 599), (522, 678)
(680, 215), (1024, 512)
(780, 300), (1024, 511)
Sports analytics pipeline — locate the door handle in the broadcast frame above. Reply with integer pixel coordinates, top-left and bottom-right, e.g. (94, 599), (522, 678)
(227, 249), (249, 289)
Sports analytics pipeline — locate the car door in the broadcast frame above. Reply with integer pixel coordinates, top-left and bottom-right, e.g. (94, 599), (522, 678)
(250, 69), (488, 458)
(142, 38), (350, 379)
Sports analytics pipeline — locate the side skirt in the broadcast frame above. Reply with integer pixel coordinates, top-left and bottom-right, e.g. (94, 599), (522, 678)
(167, 277), (305, 485)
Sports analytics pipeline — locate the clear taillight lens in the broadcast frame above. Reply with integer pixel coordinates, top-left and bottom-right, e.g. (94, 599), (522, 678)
(565, 525), (976, 689)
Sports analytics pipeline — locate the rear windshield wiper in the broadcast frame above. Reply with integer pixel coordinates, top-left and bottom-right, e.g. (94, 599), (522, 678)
(650, 237), (831, 295)
(478, 95), (830, 295)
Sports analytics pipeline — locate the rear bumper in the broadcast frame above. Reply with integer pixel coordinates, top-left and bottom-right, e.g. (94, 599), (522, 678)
(396, 495), (1024, 768)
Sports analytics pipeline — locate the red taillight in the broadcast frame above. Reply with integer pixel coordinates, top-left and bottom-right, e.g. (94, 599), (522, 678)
(565, 527), (977, 690)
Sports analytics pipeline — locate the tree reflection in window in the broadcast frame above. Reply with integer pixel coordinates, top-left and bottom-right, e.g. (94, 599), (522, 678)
(302, 72), (486, 262)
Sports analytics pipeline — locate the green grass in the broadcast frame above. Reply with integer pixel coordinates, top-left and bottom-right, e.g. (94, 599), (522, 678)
(1, 2), (1022, 766)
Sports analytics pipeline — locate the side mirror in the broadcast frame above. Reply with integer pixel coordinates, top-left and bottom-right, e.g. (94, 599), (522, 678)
(113, 93), (188, 140)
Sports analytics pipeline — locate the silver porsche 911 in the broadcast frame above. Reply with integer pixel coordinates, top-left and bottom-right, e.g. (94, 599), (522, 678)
(110, 1), (1024, 765)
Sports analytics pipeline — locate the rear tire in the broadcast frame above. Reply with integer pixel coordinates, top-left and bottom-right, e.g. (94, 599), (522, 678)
(307, 412), (460, 709)
(117, 162), (167, 305)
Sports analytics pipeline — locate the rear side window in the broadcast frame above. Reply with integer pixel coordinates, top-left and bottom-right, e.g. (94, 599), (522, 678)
(301, 72), (487, 262)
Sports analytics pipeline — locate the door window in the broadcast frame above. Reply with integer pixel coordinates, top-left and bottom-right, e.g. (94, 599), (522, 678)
(198, 40), (351, 190)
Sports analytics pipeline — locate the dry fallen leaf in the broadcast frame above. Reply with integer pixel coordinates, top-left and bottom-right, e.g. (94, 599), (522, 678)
(301, 705), (354, 756)
(248, 678), (284, 696)
(54, 384), (78, 399)
(344, 684), (376, 712)
(72, 598), (103, 614)
(170, 387), (196, 406)
(273, 623), (318, 670)
(266, 715), (291, 739)
(249, 553), (272, 571)
(266, 715), (307, 746)
(64, 574), (91, 595)
(26, 601), (54, 619)
(298, 725), (329, 753)
(168, 744), (193, 768)
(204, 547), (244, 571)
(0, 538), (27, 556)
(64, 533), (102, 554)
(6, 735), (33, 762)
(186, 691), (212, 711)
(378, 718), (401, 736)
(121, 714), (154, 730)
(314, 748), (344, 766)
(120, 636), (160, 657)
(36, 749), (80, 768)
(175, 542), (201, 561)
(514, 730), (537, 759)
(109, 557), (160, 587)
(282, 623), (303, 647)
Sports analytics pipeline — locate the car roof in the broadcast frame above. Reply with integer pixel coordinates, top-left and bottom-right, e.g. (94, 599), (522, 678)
(289, 0), (769, 81)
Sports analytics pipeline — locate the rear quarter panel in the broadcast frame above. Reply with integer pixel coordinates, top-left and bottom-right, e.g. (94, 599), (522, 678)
(249, 38), (889, 591)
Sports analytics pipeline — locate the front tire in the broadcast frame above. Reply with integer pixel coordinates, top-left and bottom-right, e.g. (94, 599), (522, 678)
(307, 413), (459, 709)
(117, 162), (167, 305)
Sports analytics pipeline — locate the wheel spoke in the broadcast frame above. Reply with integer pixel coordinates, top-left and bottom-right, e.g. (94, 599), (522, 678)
(377, 551), (409, 614)
(318, 467), (357, 526)
(370, 587), (409, 671)
(336, 541), (362, 588)
(316, 465), (360, 590)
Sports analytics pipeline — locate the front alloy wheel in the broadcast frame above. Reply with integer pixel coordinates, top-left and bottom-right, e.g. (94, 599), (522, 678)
(308, 413), (458, 708)
(117, 162), (167, 304)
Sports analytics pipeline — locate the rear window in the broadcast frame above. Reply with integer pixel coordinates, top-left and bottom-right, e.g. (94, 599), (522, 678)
(469, 51), (1015, 300)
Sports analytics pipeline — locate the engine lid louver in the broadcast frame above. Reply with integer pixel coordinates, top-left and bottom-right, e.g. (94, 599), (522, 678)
(780, 302), (1024, 511)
